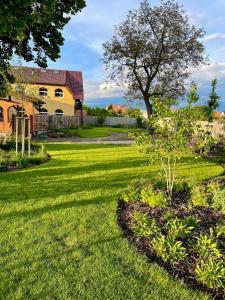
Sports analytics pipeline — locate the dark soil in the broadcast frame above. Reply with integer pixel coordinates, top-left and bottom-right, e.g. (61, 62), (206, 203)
(117, 181), (225, 299)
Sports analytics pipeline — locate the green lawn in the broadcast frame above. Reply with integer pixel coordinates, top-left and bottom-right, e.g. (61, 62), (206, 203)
(58, 126), (137, 138)
(0, 144), (223, 299)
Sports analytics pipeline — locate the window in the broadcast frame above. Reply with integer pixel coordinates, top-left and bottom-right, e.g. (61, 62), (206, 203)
(39, 108), (48, 115)
(0, 107), (3, 121)
(55, 88), (63, 98)
(55, 109), (64, 116)
(8, 106), (17, 123)
(17, 107), (26, 117)
(39, 87), (48, 97)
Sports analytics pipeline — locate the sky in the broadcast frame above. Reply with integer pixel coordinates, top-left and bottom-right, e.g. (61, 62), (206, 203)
(25, 0), (225, 111)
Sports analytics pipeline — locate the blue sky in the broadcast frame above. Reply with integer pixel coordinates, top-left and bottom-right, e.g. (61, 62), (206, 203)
(26, 0), (225, 111)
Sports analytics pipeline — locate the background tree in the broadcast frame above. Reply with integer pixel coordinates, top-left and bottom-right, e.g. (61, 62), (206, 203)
(0, 0), (86, 97)
(207, 79), (220, 121)
(102, 0), (206, 120)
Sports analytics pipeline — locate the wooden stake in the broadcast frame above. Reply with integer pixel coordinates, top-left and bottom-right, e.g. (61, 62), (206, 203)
(16, 117), (18, 156)
(21, 118), (25, 157)
(28, 118), (31, 157)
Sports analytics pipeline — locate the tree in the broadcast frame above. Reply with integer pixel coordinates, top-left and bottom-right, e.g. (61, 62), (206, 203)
(102, 0), (206, 120)
(207, 79), (220, 121)
(0, 0), (86, 96)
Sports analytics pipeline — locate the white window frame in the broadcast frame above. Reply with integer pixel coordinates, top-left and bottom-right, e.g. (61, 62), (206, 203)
(55, 88), (64, 98)
(55, 109), (64, 116)
(39, 87), (48, 97)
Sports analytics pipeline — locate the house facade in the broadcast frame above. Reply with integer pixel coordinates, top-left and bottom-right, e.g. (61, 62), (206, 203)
(13, 67), (84, 116)
(0, 98), (34, 135)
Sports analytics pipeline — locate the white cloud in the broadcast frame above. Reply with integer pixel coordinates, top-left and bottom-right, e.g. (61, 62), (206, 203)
(84, 79), (126, 100)
(204, 33), (225, 42)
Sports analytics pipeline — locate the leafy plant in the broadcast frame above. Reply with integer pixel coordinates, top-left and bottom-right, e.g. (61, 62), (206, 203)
(216, 223), (225, 239)
(131, 212), (160, 238)
(195, 256), (225, 290)
(195, 230), (222, 259)
(189, 184), (208, 207)
(122, 179), (150, 203)
(140, 186), (168, 208)
(207, 181), (225, 213)
(151, 233), (187, 265)
(165, 216), (197, 239)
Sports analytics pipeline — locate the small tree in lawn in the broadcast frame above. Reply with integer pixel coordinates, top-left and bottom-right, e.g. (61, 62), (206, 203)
(133, 84), (211, 198)
(207, 79), (220, 121)
(133, 102), (193, 197)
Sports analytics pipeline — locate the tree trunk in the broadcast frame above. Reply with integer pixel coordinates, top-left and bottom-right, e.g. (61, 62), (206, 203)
(144, 97), (153, 121)
(144, 96), (153, 133)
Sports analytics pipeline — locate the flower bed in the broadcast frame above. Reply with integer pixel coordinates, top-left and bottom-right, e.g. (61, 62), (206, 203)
(0, 143), (50, 172)
(117, 178), (225, 299)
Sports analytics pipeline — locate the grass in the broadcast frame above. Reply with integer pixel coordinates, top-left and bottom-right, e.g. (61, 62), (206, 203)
(58, 126), (137, 138)
(0, 144), (223, 299)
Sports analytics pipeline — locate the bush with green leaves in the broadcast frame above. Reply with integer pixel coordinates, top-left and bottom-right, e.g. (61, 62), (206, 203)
(122, 179), (150, 203)
(151, 233), (187, 266)
(195, 230), (222, 259)
(207, 181), (225, 213)
(195, 256), (225, 290)
(165, 216), (198, 239)
(216, 222), (225, 239)
(140, 186), (168, 208)
(189, 184), (208, 207)
(131, 212), (160, 238)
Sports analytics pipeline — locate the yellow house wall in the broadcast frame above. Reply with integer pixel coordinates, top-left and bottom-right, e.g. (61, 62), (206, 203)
(35, 84), (75, 116)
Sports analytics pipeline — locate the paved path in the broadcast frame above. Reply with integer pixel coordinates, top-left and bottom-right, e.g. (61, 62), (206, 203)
(36, 132), (135, 144)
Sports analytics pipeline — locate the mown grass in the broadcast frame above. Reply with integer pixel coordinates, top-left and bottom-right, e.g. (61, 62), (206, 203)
(58, 126), (137, 138)
(0, 144), (223, 299)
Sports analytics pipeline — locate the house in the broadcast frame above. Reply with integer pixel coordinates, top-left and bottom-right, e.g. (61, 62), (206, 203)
(0, 97), (34, 136)
(107, 104), (127, 114)
(13, 67), (84, 116)
(214, 111), (225, 119)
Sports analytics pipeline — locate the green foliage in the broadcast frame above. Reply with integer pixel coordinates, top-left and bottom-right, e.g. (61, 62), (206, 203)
(140, 186), (169, 208)
(0, 145), (47, 171)
(195, 256), (225, 290)
(132, 212), (160, 238)
(122, 179), (149, 203)
(207, 181), (225, 213)
(165, 216), (198, 239)
(151, 234), (187, 265)
(188, 82), (199, 106)
(195, 230), (222, 259)
(0, 0), (86, 96)
(207, 79), (220, 121)
(216, 222), (225, 238)
(189, 184), (208, 207)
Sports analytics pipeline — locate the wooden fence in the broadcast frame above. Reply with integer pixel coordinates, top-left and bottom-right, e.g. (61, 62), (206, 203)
(33, 115), (137, 132)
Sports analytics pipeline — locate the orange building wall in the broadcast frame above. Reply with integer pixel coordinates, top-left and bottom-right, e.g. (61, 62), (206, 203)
(0, 99), (34, 134)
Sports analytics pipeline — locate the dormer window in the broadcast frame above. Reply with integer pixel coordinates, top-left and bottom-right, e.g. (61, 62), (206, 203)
(55, 88), (63, 98)
(39, 87), (48, 97)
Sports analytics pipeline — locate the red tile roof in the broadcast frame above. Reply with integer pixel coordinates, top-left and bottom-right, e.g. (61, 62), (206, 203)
(13, 67), (84, 100)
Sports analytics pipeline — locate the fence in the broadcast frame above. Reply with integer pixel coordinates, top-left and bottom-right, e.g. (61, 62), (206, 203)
(33, 115), (137, 132)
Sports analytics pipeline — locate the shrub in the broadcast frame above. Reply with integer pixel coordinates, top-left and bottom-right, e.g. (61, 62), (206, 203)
(140, 186), (168, 208)
(165, 216), (198, 239)
(195, 256), (225, 290)
(195, 230), (222, 259)
(189, 184), (208, 207)
(151, 233), (187, 265)
(122, 179), (150, 203)
(216, 223), (225, 238)
(131, 211), (160, 238)
(207, 181), (225, 213)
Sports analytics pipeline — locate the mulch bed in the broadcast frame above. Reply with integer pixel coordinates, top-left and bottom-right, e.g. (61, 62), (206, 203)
(117, 178), (225, 299)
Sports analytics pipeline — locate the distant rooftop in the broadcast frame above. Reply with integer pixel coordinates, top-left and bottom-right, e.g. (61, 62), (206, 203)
(13, 67), (84, 100)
